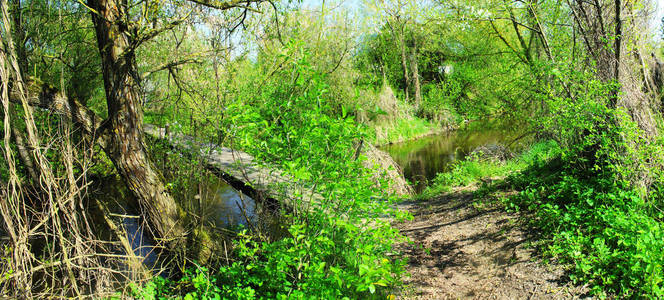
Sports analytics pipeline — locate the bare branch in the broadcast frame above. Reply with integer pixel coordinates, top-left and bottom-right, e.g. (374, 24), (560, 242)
(186, 0), (264, 11)
(7, 78), (108, 148)
(142, 57), (203, 78)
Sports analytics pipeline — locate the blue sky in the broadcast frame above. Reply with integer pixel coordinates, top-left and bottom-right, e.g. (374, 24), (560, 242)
(655, 0), (664, 37)
(298, 0), (664, 32)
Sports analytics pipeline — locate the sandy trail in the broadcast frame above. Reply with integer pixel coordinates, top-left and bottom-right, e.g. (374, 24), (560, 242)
(396, 187), (592, 299)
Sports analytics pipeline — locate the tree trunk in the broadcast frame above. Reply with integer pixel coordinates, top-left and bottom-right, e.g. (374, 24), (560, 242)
(399, 33), (410, 103)
(88, 0), (186, 248)
(11, 0), (26, 73)
(6, 0), (41, 183)
(411, 42), (421, 109)
(610, 0), (621, 108)
(10, 123), (40, 181)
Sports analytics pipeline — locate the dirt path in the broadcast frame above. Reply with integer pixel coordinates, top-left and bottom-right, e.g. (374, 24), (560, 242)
(396, 186), (591, 299)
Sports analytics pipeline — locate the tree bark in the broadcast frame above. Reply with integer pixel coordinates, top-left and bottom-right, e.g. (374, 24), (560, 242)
(399, 32), (410, 103)
(411, 41), (421, 109)
(11, 0), (27, 73)
(610, 0), (621, 108)
(87, 0), (186, 248)
(7, 0), (40, 183)
(10, 123), (40, 181)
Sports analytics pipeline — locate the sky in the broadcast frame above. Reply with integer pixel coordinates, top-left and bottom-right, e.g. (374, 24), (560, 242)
(299, 0), (664, 32)
(655, 0), (664, 38)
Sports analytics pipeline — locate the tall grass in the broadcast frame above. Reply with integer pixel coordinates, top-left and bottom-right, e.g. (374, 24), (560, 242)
(373, 117), (439, 145)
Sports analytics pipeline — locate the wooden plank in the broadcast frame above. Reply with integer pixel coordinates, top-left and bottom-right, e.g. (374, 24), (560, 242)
(144, 124), (319, 210)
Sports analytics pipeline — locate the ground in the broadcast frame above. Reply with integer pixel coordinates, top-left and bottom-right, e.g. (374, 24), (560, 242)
(396, 184), (592, 299)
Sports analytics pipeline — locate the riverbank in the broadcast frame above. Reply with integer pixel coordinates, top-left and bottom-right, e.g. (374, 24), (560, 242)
(374, 124), (455, 147)
(379, 121), (527, 193)
(392, 141), (591, 298)
(372, 117), (458, 147)
(375, 118), (523, 147)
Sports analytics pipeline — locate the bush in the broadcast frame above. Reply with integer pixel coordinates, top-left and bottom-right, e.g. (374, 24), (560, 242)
(418, 83), (461, 124)
(504, 76), (664, 298)
(508, 156), (664, 297)
(132, 42), (407, 299)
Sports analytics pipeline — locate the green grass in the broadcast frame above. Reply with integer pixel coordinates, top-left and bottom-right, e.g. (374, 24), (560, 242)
(419, 140), (560, 199)
(372, 117), (439, 145)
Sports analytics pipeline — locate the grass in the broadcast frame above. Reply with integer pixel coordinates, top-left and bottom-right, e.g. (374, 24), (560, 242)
(372, 117), (440, 145)
(419, 140), (560, 199)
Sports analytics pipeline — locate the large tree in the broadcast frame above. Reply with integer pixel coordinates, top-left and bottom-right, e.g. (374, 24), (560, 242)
(5, 0), (269, 253)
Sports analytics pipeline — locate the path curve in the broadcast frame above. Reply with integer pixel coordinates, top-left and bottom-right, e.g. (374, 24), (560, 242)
(396, 187), (592, 299)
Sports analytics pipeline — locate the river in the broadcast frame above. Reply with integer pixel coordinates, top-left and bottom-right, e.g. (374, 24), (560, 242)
(380, 123), (523, 193)
(93, 121), (520, 266)
(90, 174), (276, 269)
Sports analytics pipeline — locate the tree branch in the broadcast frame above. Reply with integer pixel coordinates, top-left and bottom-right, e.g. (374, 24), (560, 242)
(489, 20), (529, 65)
(186, 0), (264, 11)
(7, 78), (109, 148)
(142, 57), (203, 78)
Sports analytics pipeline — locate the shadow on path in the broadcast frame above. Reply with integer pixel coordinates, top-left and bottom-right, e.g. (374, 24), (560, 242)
(395, 186), (592, 299)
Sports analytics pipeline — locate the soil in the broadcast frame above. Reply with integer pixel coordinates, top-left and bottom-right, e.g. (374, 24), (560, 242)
(395, 185), (593, 299)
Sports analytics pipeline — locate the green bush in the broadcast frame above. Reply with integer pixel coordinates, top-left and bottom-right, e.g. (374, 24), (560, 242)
(504, 76), (664, 298)
(132, 42), (407, 299)
(213, 220), (403, 299)
(418, 82), (461, 124)
(508, 158), (664, 298)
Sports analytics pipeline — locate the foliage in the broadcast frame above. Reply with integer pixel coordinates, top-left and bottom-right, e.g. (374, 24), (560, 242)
(217, 221), (402, 299)
(224, 43), (407, 297)
(418, 82), (461, 124)
(132, 221), (404, 299)
(355, 2), (538, 124)
(504, 76), (664, 298)
(132, 42), (407, 299)
(372, 116), (438, 145)
(420, 140), (559, 198)
(8, 0), (664, 297)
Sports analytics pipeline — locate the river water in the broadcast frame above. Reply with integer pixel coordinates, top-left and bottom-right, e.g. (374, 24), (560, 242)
(380, 123), (523, 192)
(93, 121), (519, 265)
(91, 174), (270, 268)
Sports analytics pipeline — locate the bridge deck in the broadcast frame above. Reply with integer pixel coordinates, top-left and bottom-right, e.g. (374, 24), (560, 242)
(144, 125), (319, 210)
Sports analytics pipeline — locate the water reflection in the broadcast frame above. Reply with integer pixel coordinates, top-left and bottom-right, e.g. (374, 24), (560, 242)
(122, 216), (159, 268)
(380, 123), (523, 192)
(91, 175), (275, 270)
(210, 183), (257, 228)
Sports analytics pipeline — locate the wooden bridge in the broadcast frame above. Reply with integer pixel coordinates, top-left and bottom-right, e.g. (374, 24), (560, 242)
(144, 124), (320, 210)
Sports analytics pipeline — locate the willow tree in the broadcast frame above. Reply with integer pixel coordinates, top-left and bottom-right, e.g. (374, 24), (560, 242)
(567, 0), (659, 135)
(5, 0), (270, 252)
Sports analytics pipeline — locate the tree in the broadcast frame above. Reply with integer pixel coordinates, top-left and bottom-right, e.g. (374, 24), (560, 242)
(5, 0), (270, 254)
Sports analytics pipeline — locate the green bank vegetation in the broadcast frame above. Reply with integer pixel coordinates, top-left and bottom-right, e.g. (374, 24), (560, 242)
(424, 78), (664, 297)
(2, 0), (664, 298)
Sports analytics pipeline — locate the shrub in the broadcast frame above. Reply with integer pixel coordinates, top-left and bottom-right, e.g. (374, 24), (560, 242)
(132, 42), (407, 299)
(504, 76), (664, 298)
